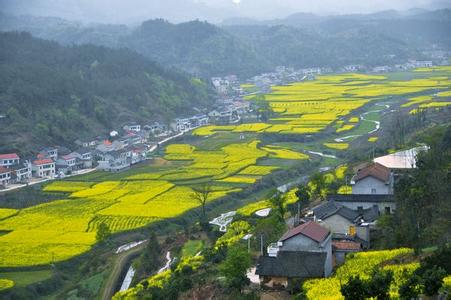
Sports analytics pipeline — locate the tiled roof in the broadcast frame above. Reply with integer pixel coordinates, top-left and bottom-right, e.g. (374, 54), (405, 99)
(354, 163), (391, 183)
(333, 240), (361, 251)
(0, 153), (19, 160)
(280, 221), (330, 243)
(327, 194), (395, 203)
(256, 251), (326, 278)
(61, 154), (75, 160)
(33, 159), (54, 165)
(0, 166), (11, 174)
(313, 201), (380, 223)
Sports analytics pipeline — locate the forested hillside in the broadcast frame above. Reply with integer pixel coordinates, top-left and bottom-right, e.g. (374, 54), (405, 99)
(1, 10), (450, 78)
(0, 32), (213, 154)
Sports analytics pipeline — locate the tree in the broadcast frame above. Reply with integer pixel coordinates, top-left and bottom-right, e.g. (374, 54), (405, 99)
(96, 223), (111, 242)
(399, 274), (421, 300)
(191, 183), (213, 223)
(139, 232), (161, 274)
(340, 275), (367, 300)
(269, 191), (287, 222)
(219, 246), (252, 290)
(421, 266), (446, 296)
(309, 172), (327, 201)
(366, 269), (393, 300)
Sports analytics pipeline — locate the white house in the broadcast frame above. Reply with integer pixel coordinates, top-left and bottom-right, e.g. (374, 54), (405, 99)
(0, 167), (12, 187)
(0, 153), (20, 168)
(123, 123), (141, 132)
(351, 163), (393, 195)
(11, 161), (32, 183)
(32, 159), (55, 178)
(39, 148), (58, 161)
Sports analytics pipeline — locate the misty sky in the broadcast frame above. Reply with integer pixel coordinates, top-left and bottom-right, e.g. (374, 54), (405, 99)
(0, 0), (449, 24)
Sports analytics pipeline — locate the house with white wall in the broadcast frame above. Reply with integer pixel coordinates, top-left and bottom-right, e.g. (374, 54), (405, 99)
(0, 167), (12, 187)
(0, 153), (20, 168)
(351, 163), (393, 195)
(256, 221), (332, 289)
(32, 159), (55, 178)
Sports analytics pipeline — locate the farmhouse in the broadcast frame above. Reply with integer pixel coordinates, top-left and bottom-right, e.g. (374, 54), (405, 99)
(39, 147), (58, 161)
(327, 194), (395, 215)
(0, 153), (20, 168)
(10, 161), (32, 183)
(123, 122), (141, 132)
(312, 201), (379, 242)
(56, 154), (77, 175)
(351, 163), (393, 195)
(256, 221), (333, 288)
(0, 166), (12, 187)
(32, 158), (55, 178)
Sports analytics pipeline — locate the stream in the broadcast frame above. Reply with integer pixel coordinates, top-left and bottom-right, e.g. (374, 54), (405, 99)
(158, 251), (173, 274)
(334, 103), (391, 142)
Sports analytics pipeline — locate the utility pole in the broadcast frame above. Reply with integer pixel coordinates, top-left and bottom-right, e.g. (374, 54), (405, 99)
(260, 234), (264, 256)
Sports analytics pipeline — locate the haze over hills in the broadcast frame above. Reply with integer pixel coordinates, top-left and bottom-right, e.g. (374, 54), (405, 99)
(1, 9), (450, 77)
(0, 0), (450, 23)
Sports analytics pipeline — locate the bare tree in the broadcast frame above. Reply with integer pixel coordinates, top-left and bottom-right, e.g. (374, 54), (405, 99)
(191, 183), (213, 222)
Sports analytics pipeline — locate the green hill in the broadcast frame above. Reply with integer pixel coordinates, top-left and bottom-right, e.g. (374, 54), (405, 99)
(0, 31), (213, 154)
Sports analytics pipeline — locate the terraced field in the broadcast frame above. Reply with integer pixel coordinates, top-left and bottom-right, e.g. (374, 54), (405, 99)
(0, 67), (449, 271)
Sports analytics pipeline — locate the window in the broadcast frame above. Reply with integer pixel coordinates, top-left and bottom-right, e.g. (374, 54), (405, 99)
(357, 206), (363, 211)
(371, 188), (377, 194)
(385, 207), (391, 214)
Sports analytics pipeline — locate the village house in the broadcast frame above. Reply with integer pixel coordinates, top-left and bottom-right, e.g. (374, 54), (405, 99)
(332, 239), (362, 265)
(75, 138), (98, 148)
(312, 201), (379, 243)
(351, 163), (394, 195)
(38, 147), (58, 161)
(256, 221), (333, 289)
(10, 161), (32, 183)
(0, 166), (12, 188)
(56, 154), (77, 175)
(71, 148), (93, 169)
(0, 153), (20, 168)
(32, 158), (55, 178)
(97, 149), (132, 172)
(326, 194), (396, 215)
(123, 122), (141, 132)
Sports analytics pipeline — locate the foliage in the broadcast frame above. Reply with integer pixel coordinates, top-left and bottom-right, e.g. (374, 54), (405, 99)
(0, 279), (14, 291)
(0, 32), (212, 153)
(340, 276), (366, 300)
(269, 192), (287, 221)
(377, 125), (451, 249)
(216, 221), (252, 248)
(219, 246), (252, 290)
(95, 223), (111, 242)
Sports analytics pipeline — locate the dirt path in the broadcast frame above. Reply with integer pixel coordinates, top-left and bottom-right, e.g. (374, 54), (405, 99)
(101, 242), (147, 300)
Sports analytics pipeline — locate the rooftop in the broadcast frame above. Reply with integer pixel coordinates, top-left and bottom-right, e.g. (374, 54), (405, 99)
(0, 166), (11, 174)
(333, 240), (362, 251)
(374, 146), (428, 169)
(313, 201), (379, 223)
(33, 159), (54, 165)
(0, 153), (19, 160)
(327, 194), (395, 203)
(280, 221), (330, 243)
(256, 251), (326, 278)
(354, 162), (391, 183)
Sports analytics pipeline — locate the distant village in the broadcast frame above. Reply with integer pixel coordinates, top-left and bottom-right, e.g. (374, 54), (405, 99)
(0, 56), (443, 191)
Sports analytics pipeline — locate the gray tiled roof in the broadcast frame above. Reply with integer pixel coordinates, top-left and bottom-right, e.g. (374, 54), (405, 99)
(256, 251), (326, 278)
(327, 194), (395, 203)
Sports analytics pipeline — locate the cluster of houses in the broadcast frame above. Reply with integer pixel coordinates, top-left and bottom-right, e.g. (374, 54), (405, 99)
(255, 146), (425, 289)
(0, 146), (92, 188)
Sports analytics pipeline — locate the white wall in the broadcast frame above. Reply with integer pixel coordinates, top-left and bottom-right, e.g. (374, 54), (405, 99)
(352, 177), (390, 195)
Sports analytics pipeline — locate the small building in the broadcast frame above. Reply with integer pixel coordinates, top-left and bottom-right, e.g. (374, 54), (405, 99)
(256, 251), (327, 289)
(123, 123), (141, 132)
(0, 153), (20, 168)
(312, 201), (379, 242)
(351, 163), (393, 195)
(39, 147), (58, 161)
(326, 194), (396, 214)
(11, 161), (32, 183)
(332, 240), (362, 265)
(32, 159), (55, 178)
(56, 154), (77, 174)
(71, 148), (93, 169)
(0, 166), (12, 188)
